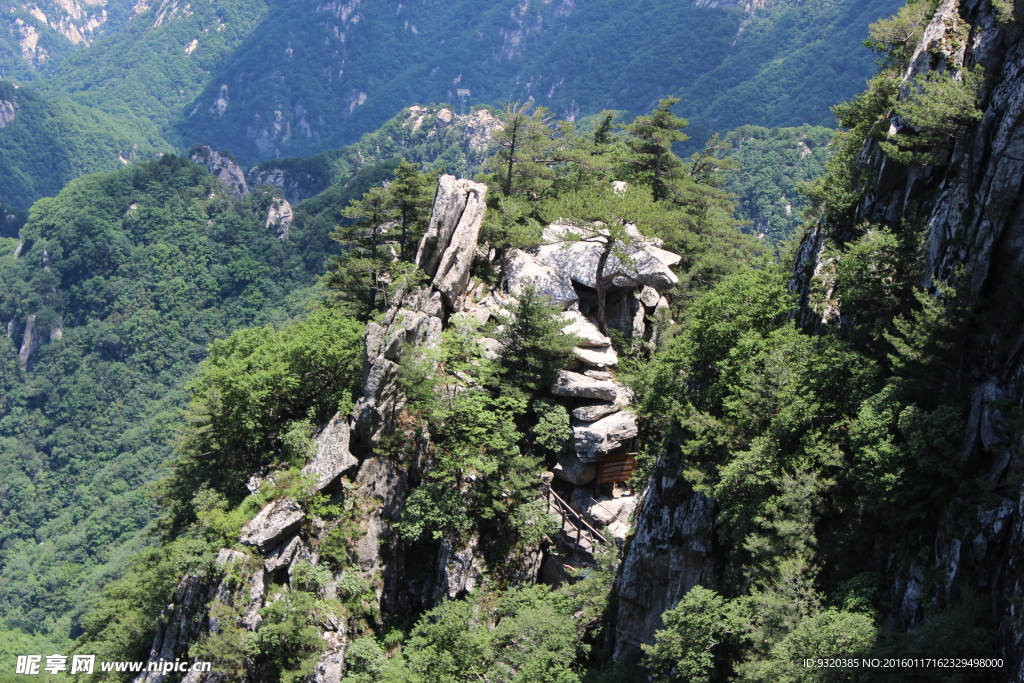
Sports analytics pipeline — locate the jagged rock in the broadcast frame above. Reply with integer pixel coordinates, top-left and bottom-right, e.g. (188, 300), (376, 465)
(431, 180), (487, 311)
(553, 453), (597, 486)
(241, 566), (265, 630)
(239, 498), (304, 551)
(190, 145), (249, 200)
(505, 249), (579, 310)
(572, 402), (619, 421)
(303, 413), (358, 492)
(536, 239), (680, 292)
(353, 357), (402, 447)
(17, 313), (40, 368)
(264, 534), (302, 572)
(133, 551), (246, 683)
(573, 345), (618, 367)
(551, 370), (618, 402)
(417, 175), (485, 280)
(311, 631), (346, 683)
(0, 98), (15, 127)
(434, 533), (487, 603)
(573, 411), (638, 462)
(265, 196), (293, 238)
(637, 285), (660, 309)
(612, 476), (713, 658)
(560, 311), (612, 346)
(353, 457), (408, 572)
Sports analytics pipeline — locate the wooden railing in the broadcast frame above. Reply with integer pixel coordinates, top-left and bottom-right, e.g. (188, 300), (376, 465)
(543, 482), (608, 548)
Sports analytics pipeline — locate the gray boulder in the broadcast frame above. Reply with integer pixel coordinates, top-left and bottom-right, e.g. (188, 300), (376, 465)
(239, 498), (304, 550)
(553, 452), (597, 485)
(573, 345), (618, 367)
(190, 146), (249, 200)
(264, 534), (302, 572)
(572, 403), (620, 421)
(505, 249), (579, 310)
(302, 413), (358, 492)
(560, 311), (612, 346)
(432, 181), (487, 310)
(551, 370), (619, 402)
(573, 411), (639, 461)
(536, 239), (680, 292)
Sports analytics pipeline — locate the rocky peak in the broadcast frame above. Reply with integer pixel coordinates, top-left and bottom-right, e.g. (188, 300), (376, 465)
(189, 145), (249, 200)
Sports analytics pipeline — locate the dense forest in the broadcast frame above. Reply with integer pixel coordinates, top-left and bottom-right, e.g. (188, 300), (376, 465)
(4, 0), (1024, 679)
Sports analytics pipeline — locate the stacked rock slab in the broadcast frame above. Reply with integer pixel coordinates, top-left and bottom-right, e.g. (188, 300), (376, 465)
(352, 175), (487, 448)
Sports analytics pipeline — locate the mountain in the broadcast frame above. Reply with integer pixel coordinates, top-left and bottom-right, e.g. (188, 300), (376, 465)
(0, 79), (168, 208)
(0, 0), (136, 79)
(13, 0), (900, 164)
(48, 0), (1024, 679)
(0, 155), (329, 656)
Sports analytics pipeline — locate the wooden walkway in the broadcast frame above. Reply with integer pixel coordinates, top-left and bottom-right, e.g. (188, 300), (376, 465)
(543, 482), (608, 553)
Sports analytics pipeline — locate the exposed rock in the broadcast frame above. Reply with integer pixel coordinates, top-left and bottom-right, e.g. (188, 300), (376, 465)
(553, 452), (597, 486)
(264, 534), (302, 572)
(504, 249), (579, 309)
(573, 345), (618, 367)
(479, 337), (502, 360)
(311, 631), (346, 683)
(190, 145), (249, 200)
(573, 411), (638, 461)
(551, 370), (619, 402)
(434, 533), (487, 602)
(536, 239), (680, 292)
(352, 457), (408, 572)
(572, 402), (619, 421)
(0, 99), (15, 127)
(586, 495), (635, 526)
(17, 313), (40, 368)
(133, 549), (246, 683)
(430, 180), (487, 311)
(637, 285), (660, 309)
(303, 413), (358, 492)
(612, 477), (714, 659)
(561, 311), (612, 346)
(583, 369), (612, 380)
(239, 498), (304, 551)
(265, 196), (293, 238)
(417, 175), (480, 278)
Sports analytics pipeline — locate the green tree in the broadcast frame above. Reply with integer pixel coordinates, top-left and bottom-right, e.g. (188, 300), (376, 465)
(496, 284), (580, 396)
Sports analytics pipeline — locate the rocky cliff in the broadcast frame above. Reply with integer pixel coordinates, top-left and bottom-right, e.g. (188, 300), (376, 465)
(787, 0), (1024, 677)
(129, 174), (685, 681)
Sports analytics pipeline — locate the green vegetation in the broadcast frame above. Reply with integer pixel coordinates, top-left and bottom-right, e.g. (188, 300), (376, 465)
(0, 80), (169, 208)
(723, 125), (833, 243)
(0, 155), (328, 655)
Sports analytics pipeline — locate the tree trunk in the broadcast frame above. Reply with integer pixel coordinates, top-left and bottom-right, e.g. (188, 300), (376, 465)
(595, 239), (613, 334)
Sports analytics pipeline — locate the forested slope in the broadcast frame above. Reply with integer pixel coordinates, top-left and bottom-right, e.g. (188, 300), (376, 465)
(9, 0), (900, 163)
(0, 156), (333, 656)
(0, 80), (168, 209)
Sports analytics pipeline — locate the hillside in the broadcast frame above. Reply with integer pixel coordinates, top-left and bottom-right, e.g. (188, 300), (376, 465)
(0, 79), (171, 209)
(0, 155), (331, 657)
(45, 0), (1024, 679)
(11, 0), (900, 163)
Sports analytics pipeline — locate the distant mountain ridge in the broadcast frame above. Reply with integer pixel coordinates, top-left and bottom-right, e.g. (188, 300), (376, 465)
(3, 0), (900, 165)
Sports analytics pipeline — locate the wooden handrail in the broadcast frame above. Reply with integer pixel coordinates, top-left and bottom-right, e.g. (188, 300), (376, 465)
(543, 482), (608, 546)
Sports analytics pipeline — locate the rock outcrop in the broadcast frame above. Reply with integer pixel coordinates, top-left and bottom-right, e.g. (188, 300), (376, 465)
(302, 413), (358, 493)
(190, 146), (249, 200)
(784, 0), (1024, 674)
(238, 498), (304, 551)
(612, 476), (714, 659)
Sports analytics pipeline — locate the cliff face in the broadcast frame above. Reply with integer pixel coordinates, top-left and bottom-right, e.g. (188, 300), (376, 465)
(786, 1), (1024, 677)
(131, 175), (684, 681)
